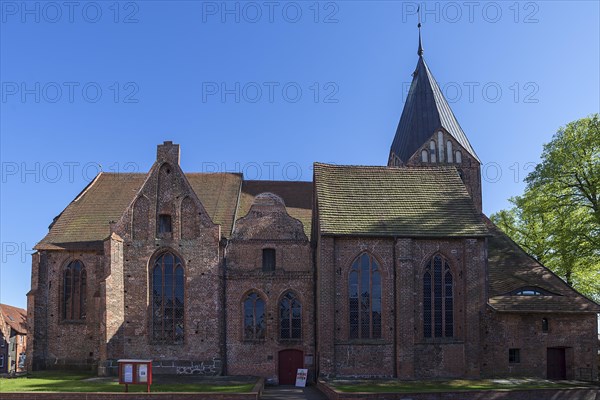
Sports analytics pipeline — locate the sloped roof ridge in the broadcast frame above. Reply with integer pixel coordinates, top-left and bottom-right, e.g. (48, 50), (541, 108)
(314, 162), (460, 172)
(422, 59), (480, 162)
(244, 179), (312, 183)
(484, 215), (600, 310)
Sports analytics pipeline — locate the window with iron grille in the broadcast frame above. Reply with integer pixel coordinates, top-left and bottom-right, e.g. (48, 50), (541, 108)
(423, 255), (453, 339)
(152, 252), (184, 343)
(262, 248), (276, 272)
(243, 292), (265, 340)
(62, 260), (86, 320)
(349, 253), (382, 339)
(280, 291), (301, 340)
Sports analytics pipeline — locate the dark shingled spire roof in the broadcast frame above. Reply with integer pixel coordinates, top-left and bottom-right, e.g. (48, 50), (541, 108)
(389, 56), (480, 164)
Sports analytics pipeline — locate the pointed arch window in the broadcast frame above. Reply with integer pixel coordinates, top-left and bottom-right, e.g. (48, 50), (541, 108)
(455, 150), (462, 163)
(349, 253), (382, 339)
(446, 141), (453, 163)
(429, 141), (437, 163)
(244, 292), (265, 340)
(280, 291), (301, 340)
(62, 260), (86, 320)
(152, 252), (184, 343)
(423, 255), (453, 338)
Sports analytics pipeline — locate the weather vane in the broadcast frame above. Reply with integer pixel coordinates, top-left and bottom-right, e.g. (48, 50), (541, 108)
(417, 6), (424, 57)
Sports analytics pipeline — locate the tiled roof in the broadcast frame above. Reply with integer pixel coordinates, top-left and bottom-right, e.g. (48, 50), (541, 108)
(389, 56), (479, 163)
(36, 173), (146, 248)
(488, 296), (600, 313)
(187, 173), (243, 239)
(36, 172), (313, 249)
(0, 304), (27, 334)
(314, 163), (487, 237)
(238, 181), (313, 237)
(486, 217), (600, 313)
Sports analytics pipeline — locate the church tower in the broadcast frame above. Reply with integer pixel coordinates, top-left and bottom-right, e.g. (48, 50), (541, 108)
(388, 23), (482, 212)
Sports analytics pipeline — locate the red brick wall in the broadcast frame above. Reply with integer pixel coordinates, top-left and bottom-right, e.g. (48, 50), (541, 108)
(28, 249), (104, 369)
(481, 310), (599, 381)
(109, 157), (224, 372)
(316, 236), (487, 379)
(225, 194), (315, 381)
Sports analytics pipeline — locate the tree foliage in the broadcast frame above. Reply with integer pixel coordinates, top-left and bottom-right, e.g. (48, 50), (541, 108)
(491, 114), (600, 302)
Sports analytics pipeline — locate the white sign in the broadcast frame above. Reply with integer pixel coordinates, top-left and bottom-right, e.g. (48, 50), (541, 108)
(123, 364), (133, 383)
(138, 364), (148, 383)
(295, 368), (308, 387)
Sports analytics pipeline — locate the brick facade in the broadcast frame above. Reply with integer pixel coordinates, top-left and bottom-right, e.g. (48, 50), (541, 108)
(28, 142), (597, 381)
(26, 139), (599, 383)
(25, 36), (600, 384)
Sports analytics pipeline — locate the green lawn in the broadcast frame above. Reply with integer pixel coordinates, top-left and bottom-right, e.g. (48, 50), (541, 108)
(331, 379), (596, 393)
(0, 371), (255, 393)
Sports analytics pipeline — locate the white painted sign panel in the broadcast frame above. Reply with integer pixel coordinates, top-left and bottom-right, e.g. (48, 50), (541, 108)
(138, 364), (148, 383)
(123, 364), (133, 383)
(295, 368), (308, 387)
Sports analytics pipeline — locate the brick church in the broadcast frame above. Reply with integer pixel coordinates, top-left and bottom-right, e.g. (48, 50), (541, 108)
(27, 35), (599, 383)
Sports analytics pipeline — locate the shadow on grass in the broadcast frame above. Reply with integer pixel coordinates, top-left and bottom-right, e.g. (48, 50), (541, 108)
(330, 379), (600, 393)
(0, 371), (256, 393)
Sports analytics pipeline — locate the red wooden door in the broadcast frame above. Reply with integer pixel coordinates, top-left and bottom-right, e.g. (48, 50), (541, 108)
(278, 349), (303, 385)
(547, 348), (566, 380)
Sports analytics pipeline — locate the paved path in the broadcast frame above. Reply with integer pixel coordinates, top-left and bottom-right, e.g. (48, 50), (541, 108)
(261, 385), (328, 400)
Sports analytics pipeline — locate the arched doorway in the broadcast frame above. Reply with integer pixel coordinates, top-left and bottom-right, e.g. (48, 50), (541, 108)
(278, 349), (303, 385)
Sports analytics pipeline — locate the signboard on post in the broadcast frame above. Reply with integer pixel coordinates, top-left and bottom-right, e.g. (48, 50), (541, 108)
(118, 359), (153, 392)
(295, 368), (308, 387)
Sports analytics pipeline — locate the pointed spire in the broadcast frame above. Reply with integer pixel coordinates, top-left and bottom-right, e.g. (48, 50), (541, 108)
(417, 6), (423, 57)
(389, 57), (480, 165)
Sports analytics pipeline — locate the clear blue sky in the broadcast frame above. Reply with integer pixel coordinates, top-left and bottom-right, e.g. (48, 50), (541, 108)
(1, 1), (599, 310)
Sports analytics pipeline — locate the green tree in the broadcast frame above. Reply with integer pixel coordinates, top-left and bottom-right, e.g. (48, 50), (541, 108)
(491, 114), (600, 302)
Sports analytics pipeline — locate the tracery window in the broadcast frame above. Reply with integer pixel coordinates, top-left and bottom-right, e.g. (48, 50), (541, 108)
(349, 253), (382, 339)
(152, 252), (184, 343)
(423, 255), (453, 338)
(62, 260), (86, 320)
(280, 291), (301, 340)
(244, 292), (265, 340)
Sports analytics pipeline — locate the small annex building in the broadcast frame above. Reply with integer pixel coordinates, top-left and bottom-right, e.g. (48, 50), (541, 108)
(0, 304), (27, 374)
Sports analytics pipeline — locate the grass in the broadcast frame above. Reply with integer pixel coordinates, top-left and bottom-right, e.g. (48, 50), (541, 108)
(0, 371), (256, 393)
(331, 378), (597, 393)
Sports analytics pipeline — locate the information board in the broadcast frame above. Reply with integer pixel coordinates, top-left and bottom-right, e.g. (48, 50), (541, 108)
(138, 364), (148, 383)
(123, 364), (133, 383)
